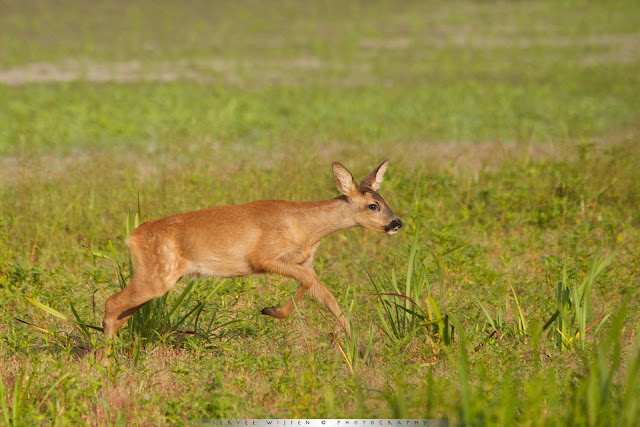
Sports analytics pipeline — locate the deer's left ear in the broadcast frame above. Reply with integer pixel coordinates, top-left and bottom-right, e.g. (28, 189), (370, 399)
(359, 159), (389, 191)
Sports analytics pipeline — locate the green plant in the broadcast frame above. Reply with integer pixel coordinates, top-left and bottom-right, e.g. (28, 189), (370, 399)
(0, 368), (69, 427)
(22, 295), (102, 338)
(332, 286), (376, 374)
(509, 282), (528, 338)
(566, 301), (640, 425)
(0, 370), (29, 426)
(2, 257), (41, 289)
(374, 223), (432, 341)
(349, 225), (455, 352)
(544, 249), (617, 351)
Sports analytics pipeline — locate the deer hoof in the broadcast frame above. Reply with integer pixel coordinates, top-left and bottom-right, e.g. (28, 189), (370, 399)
(261, 306), (279, 317)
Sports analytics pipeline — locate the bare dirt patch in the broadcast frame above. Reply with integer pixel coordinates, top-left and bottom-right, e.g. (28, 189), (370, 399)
(360, 38), (412, 50)
(422, 31), (640, 65)
(0, 59), (233, 85)
(0, 57), (367, 86)
(1, 29), (636, 86)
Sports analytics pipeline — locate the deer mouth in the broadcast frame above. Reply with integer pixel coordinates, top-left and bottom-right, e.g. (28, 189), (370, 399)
(384, 219), (403, 235)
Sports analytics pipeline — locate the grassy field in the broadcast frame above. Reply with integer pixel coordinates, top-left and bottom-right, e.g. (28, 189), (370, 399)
(1, 0), (640, 424)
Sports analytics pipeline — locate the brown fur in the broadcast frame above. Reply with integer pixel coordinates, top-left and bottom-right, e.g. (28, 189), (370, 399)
(100, 160), (402, 356)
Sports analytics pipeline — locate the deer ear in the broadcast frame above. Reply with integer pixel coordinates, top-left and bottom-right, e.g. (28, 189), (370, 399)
(359, 159), (389, 191)
(332, 162), (359, 197)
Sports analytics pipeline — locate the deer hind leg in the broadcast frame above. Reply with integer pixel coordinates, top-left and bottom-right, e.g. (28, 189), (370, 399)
(97, 268), (181, 364)
(102, 233), (184, 339)
(103, 278), (156, 339)
(103, 269), (184, 337)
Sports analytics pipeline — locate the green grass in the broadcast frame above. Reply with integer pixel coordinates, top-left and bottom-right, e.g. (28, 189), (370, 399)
(1, 0), (640, 424)
(3, 80), (638, 156)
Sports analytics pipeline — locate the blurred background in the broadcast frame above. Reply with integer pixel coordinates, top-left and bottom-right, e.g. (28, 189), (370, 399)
(2, 0), (639, 155)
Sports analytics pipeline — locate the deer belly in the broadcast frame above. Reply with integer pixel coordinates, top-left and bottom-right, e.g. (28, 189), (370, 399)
(184, 255), (255, 278)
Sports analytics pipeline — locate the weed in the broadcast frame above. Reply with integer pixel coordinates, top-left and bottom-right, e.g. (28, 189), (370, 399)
(544, 249), (617, 351)
(1, 258), (41, 290)
(351, 224), (455, 358)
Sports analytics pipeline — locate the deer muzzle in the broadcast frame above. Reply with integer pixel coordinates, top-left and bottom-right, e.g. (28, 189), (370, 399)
(384, 218), (403, 235)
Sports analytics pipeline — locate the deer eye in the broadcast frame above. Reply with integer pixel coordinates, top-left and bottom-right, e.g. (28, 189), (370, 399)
(367, 203), (378, 212)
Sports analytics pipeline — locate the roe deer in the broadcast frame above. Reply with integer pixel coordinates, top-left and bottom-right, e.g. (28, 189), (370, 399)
(100, 160), (402, 356)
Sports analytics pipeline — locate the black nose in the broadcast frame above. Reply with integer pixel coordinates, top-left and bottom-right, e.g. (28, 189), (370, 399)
(385, 219), (403, 232)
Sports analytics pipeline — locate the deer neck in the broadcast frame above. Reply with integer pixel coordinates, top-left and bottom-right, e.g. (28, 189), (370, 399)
(303, 198), (358, 245)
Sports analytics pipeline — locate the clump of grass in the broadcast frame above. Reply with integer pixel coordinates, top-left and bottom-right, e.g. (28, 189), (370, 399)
(373, 223), (433, 342)
(1, 257), (42, 290)
(0, 369), (29, 426)
(331, 286), (376, 374)
(544, 249), (617, 351)
(467, 281), (529, 342)
(565, 300), (640, 425)
(350, 223), (455, 357)
(0, 367), (70, 426)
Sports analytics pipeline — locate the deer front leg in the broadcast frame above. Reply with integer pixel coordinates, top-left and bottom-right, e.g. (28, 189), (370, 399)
(258, 258), (349, 334)
(309, 280), (368, 358)
(259, 260), (366, 357)
(260, 261), (316, 319)
(307, 280), (350, 336)
(262, 275), (351, 335)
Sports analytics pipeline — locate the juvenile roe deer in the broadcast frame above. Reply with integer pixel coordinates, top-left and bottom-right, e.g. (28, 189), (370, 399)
(101, 160), (402, 354)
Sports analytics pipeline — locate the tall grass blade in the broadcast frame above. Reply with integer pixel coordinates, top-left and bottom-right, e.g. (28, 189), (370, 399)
(436, 257), (445, 315)
(24, 296), (68, 321)
(14, 318), (54, 335)
(165, 280), (198, 320)
(0, 374), (10, 427)
(331, 333), (354, 375)
(69, 301), (104, 333)
(620, 328), (640, 426)
(69, 301), (90, 339)
(508, 283), (528, 335)
(404, 221), (422, 300)
(38, 373), (70, 410)
(468, 284), (497, 331)
(449, 314), (471, 425)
